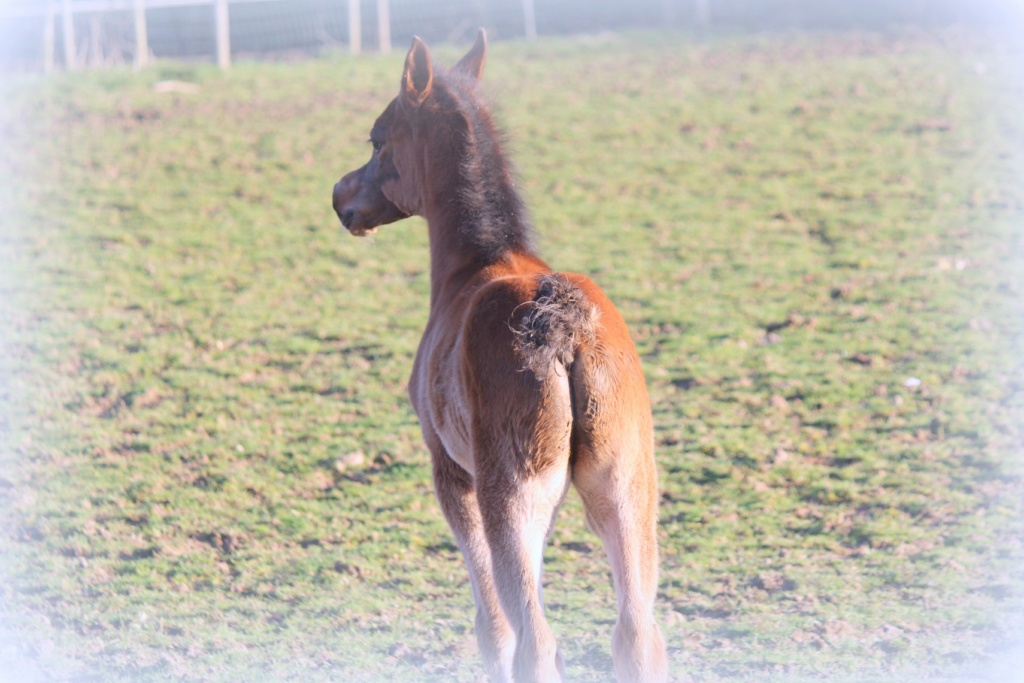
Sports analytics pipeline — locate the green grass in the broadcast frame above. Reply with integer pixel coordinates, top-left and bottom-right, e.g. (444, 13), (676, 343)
(1, 29), (1023, 682)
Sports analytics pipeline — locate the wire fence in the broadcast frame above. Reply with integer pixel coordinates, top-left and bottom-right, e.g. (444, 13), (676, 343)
(0, 0), (1017, 73)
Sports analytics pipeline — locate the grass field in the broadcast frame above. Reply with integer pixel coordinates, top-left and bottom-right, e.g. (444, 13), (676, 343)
(1, 28), (1023, 683)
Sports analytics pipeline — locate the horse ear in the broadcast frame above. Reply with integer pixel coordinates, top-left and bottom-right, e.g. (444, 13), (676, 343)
(402, 36), (433, 107)
(454, 28), (487, 82)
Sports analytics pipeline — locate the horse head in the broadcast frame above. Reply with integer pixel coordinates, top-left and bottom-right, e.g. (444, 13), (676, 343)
(332, 29), (487, 236)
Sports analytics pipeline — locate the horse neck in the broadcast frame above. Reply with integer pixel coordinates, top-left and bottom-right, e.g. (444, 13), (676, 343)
(420, 116), (535, 310)
(422, 199), (509, 310)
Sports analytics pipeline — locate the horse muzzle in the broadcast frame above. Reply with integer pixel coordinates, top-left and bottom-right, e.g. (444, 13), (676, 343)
(333, 166), (410, 236)
(333, 172), (376, 235)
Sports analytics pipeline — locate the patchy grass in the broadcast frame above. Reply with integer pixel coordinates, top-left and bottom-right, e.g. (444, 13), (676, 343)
(1, 29), (1022, 682)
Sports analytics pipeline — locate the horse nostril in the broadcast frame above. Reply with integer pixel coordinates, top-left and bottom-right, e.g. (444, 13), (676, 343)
(340, 209), (355, 229)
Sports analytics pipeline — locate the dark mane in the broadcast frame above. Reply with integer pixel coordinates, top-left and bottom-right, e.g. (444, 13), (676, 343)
(435, 67), (537, 262)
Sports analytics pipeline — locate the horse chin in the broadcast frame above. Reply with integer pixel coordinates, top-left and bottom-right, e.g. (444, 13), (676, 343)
(347, 225), (379, 237)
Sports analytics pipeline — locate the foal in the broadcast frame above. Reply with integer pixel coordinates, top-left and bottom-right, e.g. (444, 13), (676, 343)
(332, 30), (668, 683)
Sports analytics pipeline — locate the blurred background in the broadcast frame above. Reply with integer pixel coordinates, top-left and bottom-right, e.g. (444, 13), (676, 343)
(1, 0), (1021, 73)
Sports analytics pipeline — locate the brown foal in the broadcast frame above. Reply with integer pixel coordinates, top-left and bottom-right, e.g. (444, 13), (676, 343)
(332, 30), (668, 683)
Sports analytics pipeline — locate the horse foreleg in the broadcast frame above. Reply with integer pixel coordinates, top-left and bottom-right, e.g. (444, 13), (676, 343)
(428, 434), (516, 683)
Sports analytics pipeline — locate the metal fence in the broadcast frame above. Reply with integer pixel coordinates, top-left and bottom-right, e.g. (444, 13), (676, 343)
(0, 0), (1017, 73)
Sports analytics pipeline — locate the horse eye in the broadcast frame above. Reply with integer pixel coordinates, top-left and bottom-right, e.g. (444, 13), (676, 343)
(372, 140), (383, 153)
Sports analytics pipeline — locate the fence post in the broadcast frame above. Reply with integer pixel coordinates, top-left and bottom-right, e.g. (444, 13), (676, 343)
(134, 0), (148, 70)
(695, 0), (710, 30)
(348, 0), (361, 55)
(43, 2), (56, 73)
(522, 0), (537, 40)
(215, 0), (230, 69)
(61, 0), (76, 70)
(89, 13), (101, 65)
(376, 0), (390, 53)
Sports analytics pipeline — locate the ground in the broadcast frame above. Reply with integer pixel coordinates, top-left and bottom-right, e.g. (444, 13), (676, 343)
(0, 28), (1022, 683)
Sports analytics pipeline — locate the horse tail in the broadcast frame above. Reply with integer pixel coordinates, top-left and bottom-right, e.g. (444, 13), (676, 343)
(512, 273), (597, 379)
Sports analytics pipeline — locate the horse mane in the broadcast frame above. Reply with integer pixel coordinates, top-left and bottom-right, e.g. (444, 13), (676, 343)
(433, 67), (538, 262)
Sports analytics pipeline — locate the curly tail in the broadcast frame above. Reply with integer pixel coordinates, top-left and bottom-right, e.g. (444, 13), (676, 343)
(512, 274), (597, 378)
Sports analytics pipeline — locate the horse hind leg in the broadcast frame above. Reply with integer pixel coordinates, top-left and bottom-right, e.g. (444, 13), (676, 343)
(574, 448), (667, 682)
(570, 361), (668, 683)
(477, 458), (570, 683)
(470, 374), (573, 683)
(465, 274), (579, 681)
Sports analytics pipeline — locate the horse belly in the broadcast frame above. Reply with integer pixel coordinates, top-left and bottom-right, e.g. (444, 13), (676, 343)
(424, 353), (477, 476)
(433, 395), (475, 475)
